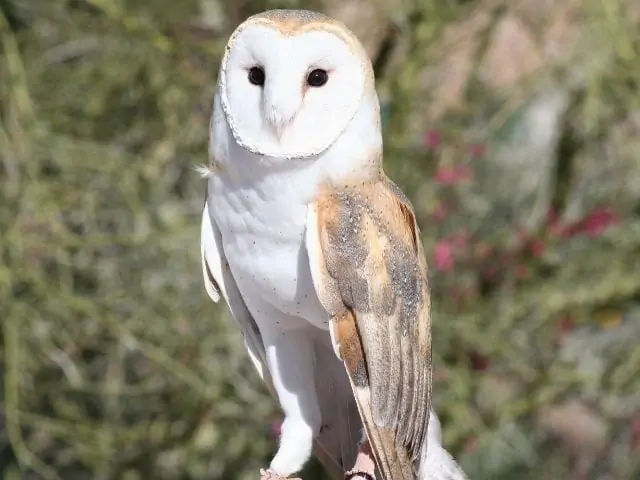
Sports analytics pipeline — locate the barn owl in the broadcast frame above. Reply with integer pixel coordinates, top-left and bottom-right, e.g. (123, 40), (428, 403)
(199, 9), (468, 480)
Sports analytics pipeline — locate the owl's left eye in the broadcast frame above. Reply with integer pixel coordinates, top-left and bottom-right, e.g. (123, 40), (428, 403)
(307, 69), (328, 87)
(248, 66), (265, 86)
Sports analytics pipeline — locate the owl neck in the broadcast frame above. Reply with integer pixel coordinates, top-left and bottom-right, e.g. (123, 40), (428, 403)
(213, 90), (383, 188)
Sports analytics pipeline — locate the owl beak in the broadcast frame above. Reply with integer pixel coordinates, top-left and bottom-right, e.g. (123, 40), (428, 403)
(266, 105), (298, 141)
(272, 119), (289, 140)
(264, 85), (300, 141)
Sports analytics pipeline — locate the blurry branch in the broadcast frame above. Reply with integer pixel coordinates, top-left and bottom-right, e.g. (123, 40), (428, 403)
(382, 1), (464, 150)
(600, 0), (636, 60)
(32, 37), (102, 72)
(107, 316), (216, 398)
(15, 412), (96, 445)
(0, 122), (20, 188)
(47, 291), (216, 397)
(0, 18), (39, 479)
(0, 5), (33, 120)
(371, 21), (400, 79)
(82, 0), (225, 52)
(84, 0), (173, 53)
(4, 313), (61, 480)
(0, 4), (33, 199)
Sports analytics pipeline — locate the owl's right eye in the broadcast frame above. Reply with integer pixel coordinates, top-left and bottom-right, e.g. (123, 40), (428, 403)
(248, 66), (265, 86)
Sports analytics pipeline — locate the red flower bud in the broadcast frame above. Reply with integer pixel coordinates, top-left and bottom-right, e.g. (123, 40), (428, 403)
(469, 143), (486, 158)
(434, 240), (455, 272)
(434, 166), (473, 185)
(423, 129), (442, 149)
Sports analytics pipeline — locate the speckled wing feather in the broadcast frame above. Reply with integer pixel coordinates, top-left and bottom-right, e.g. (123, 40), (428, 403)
(306, 177), (433, 480)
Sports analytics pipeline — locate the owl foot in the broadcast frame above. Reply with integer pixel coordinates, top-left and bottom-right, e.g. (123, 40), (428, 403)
(344, 441), (376, 480)
(259, 468), (301, 480)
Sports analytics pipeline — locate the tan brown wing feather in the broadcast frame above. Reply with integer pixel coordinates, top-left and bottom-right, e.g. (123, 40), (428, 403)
(306, 177), (432, 480)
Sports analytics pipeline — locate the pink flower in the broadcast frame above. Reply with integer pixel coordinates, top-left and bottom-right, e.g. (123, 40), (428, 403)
(423, 129), (442, 149)
(581, 207), (619, 237)
(469, 143), (486, 158)
(434, 165), (473, 185)
(546, 206), (620, 239)
(269, 418), (283, 439)
(529, 239), (545, 257)
(434, 240), (454, 272)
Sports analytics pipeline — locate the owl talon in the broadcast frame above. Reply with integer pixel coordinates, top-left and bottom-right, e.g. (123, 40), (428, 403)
(259, 468), (302, 480)
(344, 441), (376, 480)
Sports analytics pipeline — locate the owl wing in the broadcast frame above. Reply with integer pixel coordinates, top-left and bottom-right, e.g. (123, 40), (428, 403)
(305, 178), (433, 480)
(201, 196), (271, 387)
(201, 195), (354, 480)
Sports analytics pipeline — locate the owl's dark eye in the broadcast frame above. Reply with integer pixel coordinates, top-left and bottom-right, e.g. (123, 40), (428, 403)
(307, 69), (328, 87)
(248, 66), (265, 86)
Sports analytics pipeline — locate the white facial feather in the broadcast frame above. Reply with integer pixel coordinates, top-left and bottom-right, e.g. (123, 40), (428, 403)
(217, 10), (374, 160)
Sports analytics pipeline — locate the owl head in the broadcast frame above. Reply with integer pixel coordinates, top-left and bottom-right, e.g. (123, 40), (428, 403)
(216, 9), (378, 160)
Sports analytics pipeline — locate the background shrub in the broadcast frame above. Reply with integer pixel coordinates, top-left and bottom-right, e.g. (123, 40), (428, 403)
(1, 1), (639, 478)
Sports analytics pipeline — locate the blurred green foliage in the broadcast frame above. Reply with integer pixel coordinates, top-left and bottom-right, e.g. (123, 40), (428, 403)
(1, 0), (639, 479)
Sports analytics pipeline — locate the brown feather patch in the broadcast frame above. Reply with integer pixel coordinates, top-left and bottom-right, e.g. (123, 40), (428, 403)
(333, 310), (368, 388)
(309, 175), (433, 480)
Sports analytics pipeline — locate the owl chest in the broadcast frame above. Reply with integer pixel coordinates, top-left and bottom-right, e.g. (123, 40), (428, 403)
(210, 178), (328, 327)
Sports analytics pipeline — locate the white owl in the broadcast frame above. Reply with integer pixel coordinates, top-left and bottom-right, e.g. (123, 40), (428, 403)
(199, 9), (468, 480)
